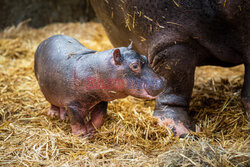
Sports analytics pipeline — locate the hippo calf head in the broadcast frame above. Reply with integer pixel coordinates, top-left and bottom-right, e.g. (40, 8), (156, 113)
(110, 43), (166, 99)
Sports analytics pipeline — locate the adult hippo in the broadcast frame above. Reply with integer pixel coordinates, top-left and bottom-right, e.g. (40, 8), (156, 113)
(90, 0), (250, 136)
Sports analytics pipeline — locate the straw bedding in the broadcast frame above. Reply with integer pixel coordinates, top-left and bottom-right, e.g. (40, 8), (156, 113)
(0, 22), (249, 166)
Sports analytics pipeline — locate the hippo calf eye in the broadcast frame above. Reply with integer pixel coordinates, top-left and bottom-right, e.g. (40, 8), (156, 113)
(130, 62), (141, 73)
(133, 64), (138, 69)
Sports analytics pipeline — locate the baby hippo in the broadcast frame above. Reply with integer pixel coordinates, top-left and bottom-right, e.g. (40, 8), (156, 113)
(34, 35), (165, 136)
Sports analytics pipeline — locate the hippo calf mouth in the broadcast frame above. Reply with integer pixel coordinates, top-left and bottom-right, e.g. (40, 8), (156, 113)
(126, 78), (166, 100)
(128, 82), (157, 100)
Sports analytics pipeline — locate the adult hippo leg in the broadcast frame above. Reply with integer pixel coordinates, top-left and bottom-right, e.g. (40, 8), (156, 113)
(149, 42), (198, 137)
(242, 63), (250, 120)
(84, 102), (108, 134)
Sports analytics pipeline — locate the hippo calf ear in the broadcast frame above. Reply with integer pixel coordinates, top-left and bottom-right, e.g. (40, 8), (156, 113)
(142, 55), (148, 64)
(113, 49), (122, 65)
(128, 42), (133, 49)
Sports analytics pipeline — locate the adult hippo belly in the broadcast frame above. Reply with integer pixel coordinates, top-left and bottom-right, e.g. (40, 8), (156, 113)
(91, 0), (250, 136)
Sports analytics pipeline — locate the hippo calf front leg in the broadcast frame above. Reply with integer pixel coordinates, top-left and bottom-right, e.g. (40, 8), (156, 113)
(67, 101), (108, 136)
(67, 102), (89, 136)
(149, 43), (198, 137)
(83, 102), (108, 134)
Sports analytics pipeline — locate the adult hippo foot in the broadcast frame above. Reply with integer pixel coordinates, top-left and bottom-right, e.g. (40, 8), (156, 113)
(153, 106), (199, 137)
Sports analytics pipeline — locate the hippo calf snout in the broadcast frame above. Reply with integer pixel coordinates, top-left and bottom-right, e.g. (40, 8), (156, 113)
(122, 47), (166, 99)
(145, 77), (166, 97)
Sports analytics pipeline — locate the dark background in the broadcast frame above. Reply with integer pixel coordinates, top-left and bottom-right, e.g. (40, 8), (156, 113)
(0, 0), (96, 29)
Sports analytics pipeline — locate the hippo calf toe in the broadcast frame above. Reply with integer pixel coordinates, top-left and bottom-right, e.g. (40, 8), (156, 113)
(35, 35), (165, 136)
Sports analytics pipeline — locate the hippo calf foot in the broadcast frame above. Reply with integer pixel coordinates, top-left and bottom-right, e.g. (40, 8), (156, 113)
(48, 105), (60, 118)
(48, 105), (67, 120)
(71, 122), (100, 138)
(71, 123), (99, 138)
(154, 106), (199, 137)
(71, 123), (88, 137)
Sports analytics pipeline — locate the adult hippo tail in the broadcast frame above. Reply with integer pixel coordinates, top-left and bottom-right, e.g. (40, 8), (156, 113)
(90, 0), (250, 136)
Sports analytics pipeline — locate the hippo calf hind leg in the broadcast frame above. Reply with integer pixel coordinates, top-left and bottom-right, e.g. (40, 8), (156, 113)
(59, 107), (67, 120)
(48, 105), (60, 118)
(48, 105), (67, 120)
(150, 43), (198, 136)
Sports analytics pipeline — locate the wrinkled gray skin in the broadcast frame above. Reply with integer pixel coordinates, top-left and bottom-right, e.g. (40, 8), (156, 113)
(34, 34), (165, 136)
(91, 0), (250, 136)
